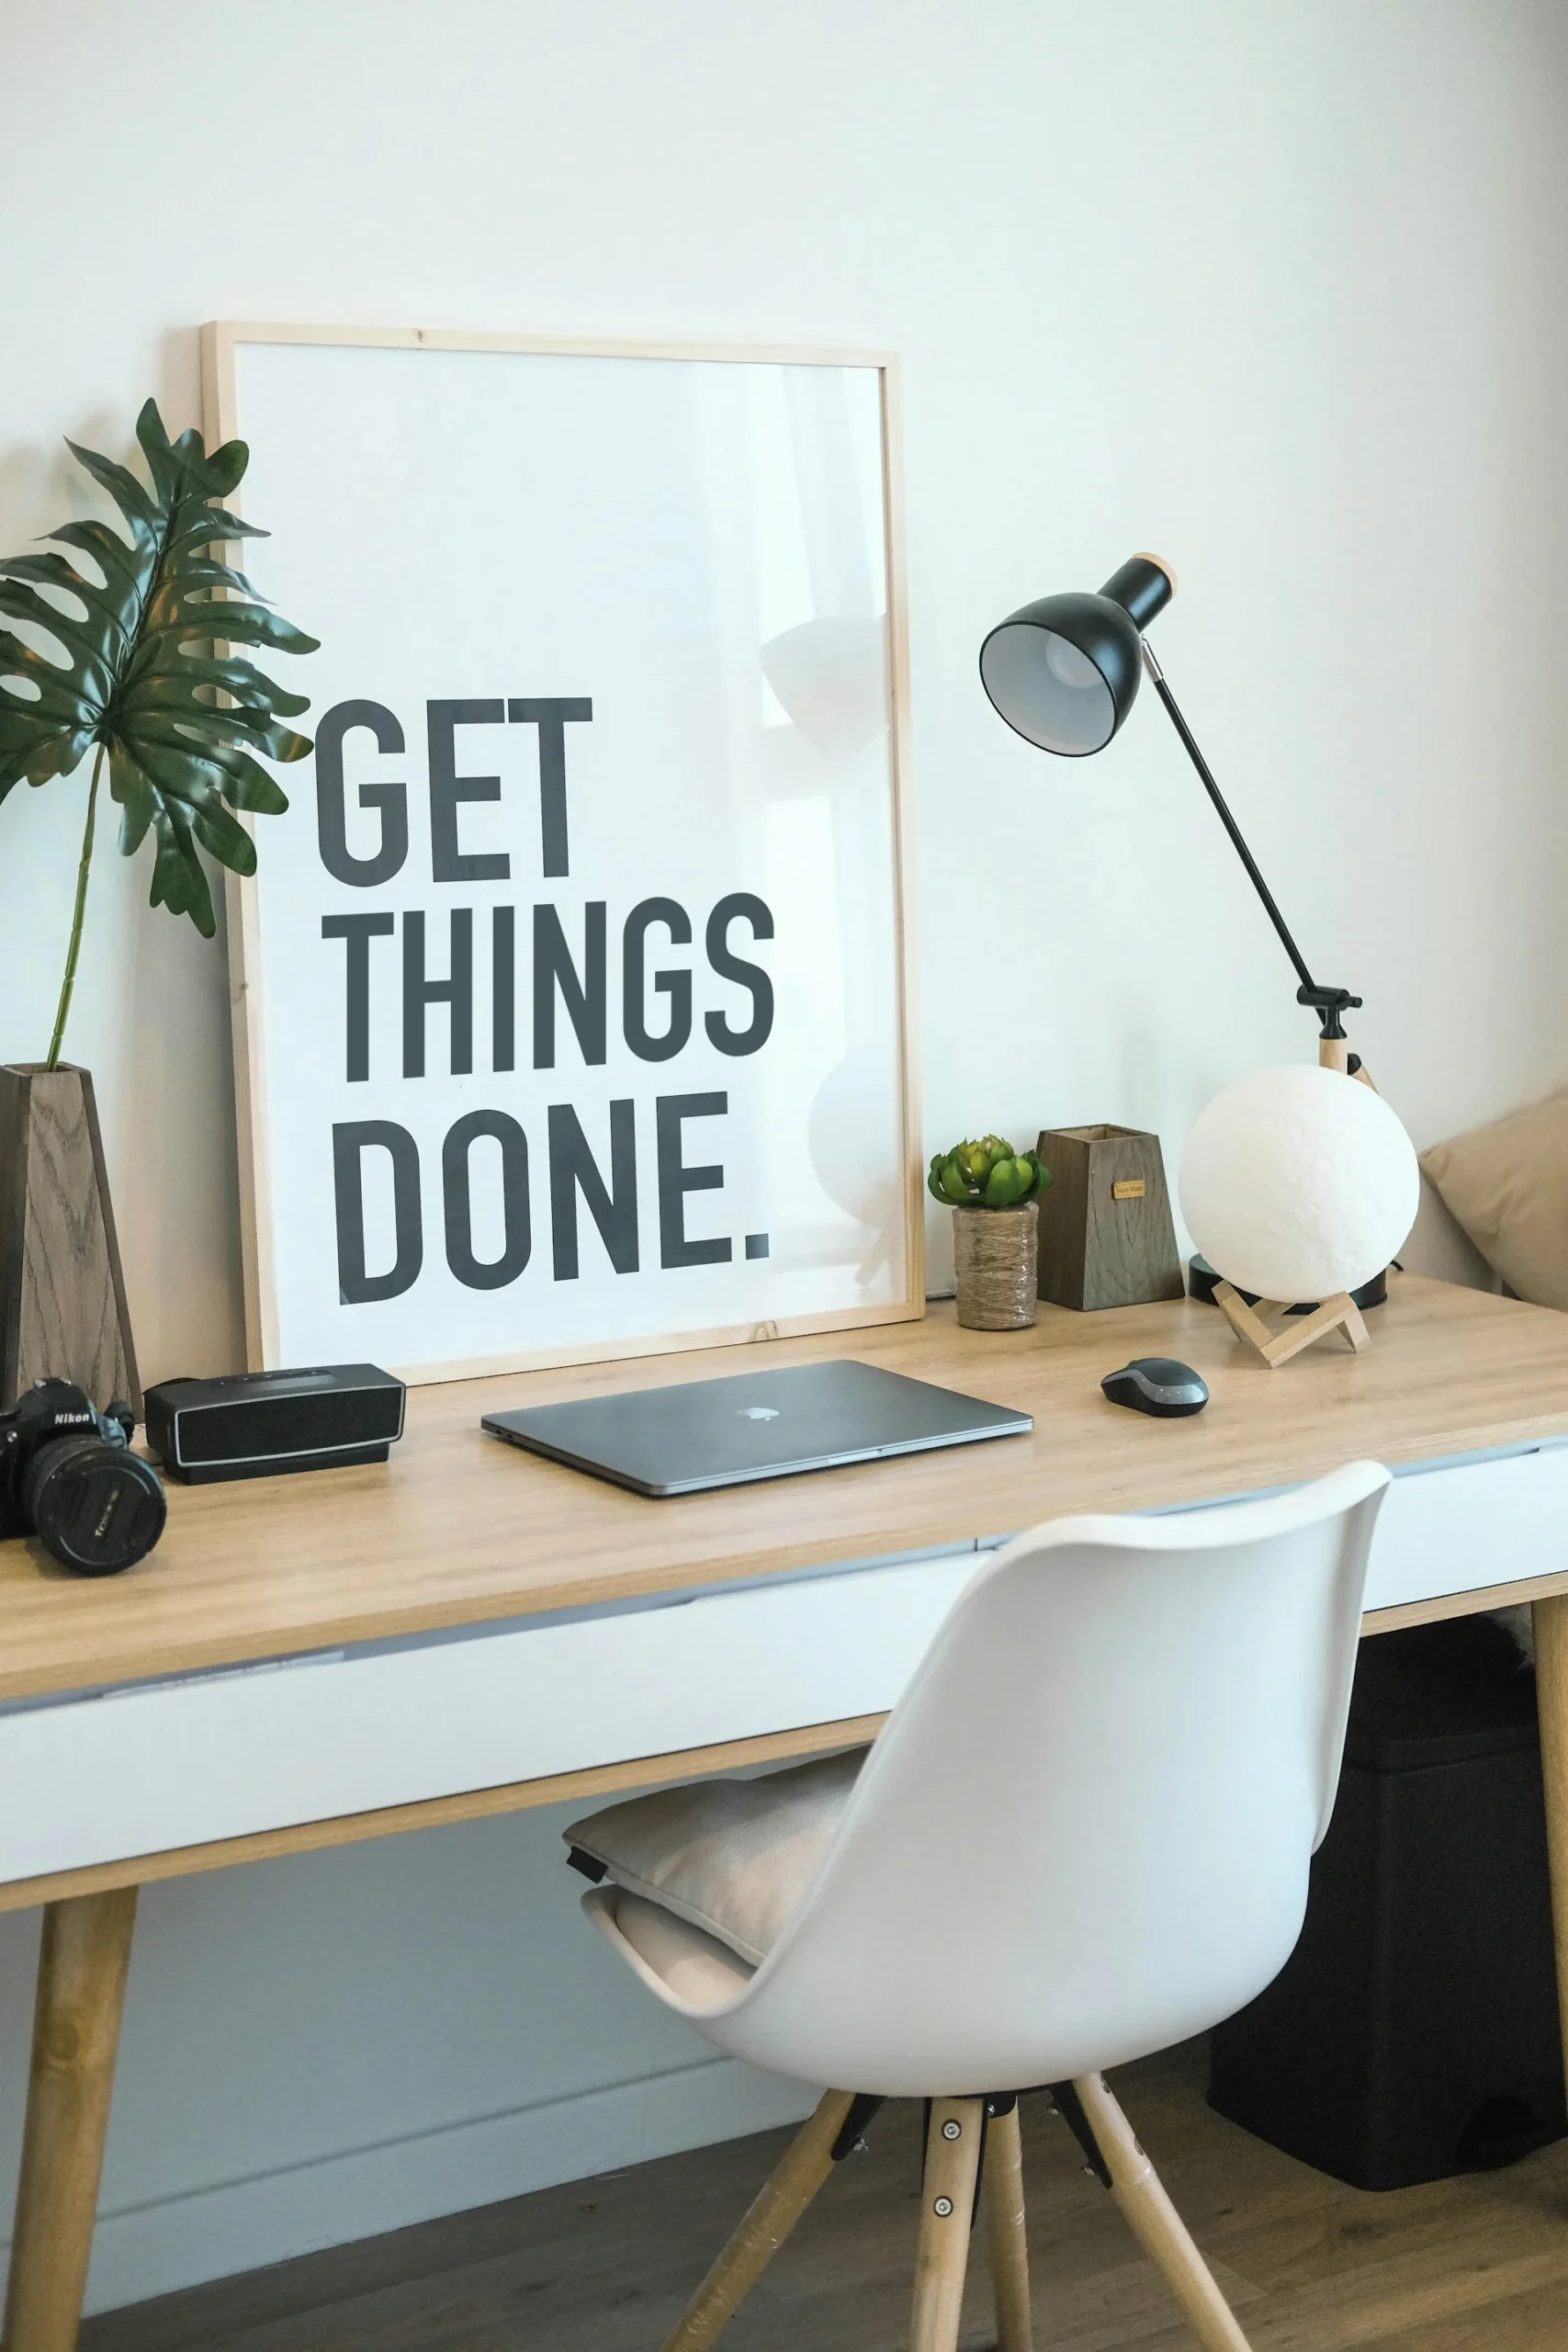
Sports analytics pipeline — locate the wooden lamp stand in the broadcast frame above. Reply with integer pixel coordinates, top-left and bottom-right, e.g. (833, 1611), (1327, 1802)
(1213, 1280), (1370, 1369)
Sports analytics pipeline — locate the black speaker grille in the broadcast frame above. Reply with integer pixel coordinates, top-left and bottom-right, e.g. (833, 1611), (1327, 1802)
(176, 1386), (401, 1465)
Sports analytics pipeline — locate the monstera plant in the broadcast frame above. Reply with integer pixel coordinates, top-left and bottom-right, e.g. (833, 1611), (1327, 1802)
(0, 398), (317, 1068)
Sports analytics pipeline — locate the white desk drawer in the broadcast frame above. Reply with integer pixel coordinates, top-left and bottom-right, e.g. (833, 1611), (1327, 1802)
(0, 1552), (980, 1883)
(1365, 1445), (1568, 1613)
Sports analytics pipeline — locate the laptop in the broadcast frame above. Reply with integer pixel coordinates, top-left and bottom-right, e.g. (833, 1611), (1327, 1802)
(480, 1358), (1033, 1497)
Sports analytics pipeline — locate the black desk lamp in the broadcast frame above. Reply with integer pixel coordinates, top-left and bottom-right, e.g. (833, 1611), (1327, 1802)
(978, 554), (1365, 1076)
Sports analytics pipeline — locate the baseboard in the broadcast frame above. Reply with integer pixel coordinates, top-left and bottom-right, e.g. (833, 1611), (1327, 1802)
(52, 2055), (815, 2318)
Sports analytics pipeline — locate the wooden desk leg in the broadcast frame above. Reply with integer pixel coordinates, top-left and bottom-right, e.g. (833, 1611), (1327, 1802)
(1534, 1596), (1568, 2097)
(3, 1888), (139, 2352)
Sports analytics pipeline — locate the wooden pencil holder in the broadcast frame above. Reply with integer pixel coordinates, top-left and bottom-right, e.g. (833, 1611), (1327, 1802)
(1035, 1125), (1184, 1311)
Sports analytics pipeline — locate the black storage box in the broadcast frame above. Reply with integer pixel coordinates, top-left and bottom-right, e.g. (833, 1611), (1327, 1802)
(1209, 1614), (1566, 2188)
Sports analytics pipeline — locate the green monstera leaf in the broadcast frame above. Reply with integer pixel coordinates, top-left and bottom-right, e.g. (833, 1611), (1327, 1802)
(0, 398), (318, 1054)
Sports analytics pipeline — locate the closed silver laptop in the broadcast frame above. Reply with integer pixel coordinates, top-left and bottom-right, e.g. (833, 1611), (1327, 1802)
(480, 1358), (1033, 1497)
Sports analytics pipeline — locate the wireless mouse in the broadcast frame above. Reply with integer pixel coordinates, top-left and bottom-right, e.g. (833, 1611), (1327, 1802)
(1100, 1358), (1210, 1419)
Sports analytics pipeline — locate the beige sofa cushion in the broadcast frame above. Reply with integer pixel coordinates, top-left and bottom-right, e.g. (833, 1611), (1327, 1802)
(565, 1747), (866, 1965)
(1420, 1093), (1568, 1310)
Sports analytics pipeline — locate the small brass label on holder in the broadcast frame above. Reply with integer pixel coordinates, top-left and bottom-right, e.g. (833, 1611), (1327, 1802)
(1111, 1178), (1146, 1202)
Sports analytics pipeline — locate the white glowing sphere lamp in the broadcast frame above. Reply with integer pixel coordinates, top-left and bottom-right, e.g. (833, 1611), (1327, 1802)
(1179, 1064), (1419, 1304)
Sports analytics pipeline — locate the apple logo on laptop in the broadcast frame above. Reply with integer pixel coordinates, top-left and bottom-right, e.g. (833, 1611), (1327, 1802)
(739, 1406), (781, 1419)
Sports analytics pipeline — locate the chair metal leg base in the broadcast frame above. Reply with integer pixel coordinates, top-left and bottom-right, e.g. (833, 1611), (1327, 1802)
(660, 2087), (857, 2352)
(910, 2097), (986, 2352)
(1072, 2073), (1253, 2352)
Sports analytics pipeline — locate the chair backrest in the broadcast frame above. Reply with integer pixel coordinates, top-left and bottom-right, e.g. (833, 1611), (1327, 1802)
(717, 1460), (1390, 2098)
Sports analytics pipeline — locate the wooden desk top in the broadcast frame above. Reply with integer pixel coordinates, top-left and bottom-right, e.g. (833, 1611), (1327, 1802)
(3, 1274), (1567, 1703)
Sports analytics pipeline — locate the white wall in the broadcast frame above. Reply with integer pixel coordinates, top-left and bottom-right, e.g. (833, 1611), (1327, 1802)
(3, 0), (1567, 2312)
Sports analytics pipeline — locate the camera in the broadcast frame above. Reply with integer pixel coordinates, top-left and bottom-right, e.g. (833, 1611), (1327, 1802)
(0, 1379), (167, 1575)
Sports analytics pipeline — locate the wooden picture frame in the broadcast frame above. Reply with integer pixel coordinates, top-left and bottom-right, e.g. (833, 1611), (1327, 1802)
(201, 322), (921, 1384)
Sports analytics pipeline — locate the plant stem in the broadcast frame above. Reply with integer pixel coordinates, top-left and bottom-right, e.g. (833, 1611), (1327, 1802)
(46, 741), (105, 1073)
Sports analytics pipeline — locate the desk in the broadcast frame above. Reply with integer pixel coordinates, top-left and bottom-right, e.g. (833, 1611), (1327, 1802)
(6, 1272), (1568, 2349)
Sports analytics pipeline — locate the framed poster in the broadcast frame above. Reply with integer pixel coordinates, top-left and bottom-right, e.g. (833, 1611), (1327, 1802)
(202, 324), (919, 1383)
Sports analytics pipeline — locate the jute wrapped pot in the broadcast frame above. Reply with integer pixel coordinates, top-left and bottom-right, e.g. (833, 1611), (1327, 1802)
(953, 1200), (1039, 1330)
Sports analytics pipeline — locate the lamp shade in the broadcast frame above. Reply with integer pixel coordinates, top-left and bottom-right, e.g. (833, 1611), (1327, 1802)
(1178, 1065), (1419, 1303)
(978, 553), (1175, 756)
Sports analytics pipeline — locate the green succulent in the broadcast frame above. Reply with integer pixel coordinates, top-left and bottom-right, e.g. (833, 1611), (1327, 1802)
(927, 1136), (1051, 1210)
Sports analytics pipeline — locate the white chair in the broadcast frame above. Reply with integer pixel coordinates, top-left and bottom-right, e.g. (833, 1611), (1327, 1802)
(565, 1460), (1391, 2352)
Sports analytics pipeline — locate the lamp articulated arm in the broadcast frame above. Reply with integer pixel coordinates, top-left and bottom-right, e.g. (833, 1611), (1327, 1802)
(1138, 642), (1365, 1074)
(976, 549), (1371, 1078)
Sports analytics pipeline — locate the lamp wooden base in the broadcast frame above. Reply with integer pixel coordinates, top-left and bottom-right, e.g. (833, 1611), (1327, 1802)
(1213, 1280), (1370, 1369)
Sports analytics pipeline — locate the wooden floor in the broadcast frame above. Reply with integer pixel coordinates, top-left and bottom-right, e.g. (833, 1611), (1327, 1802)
(79, 2041), (1568, 2352)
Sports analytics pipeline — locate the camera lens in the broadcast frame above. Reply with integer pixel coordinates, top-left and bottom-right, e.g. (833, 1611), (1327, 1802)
(19, 1435), (167, 1575)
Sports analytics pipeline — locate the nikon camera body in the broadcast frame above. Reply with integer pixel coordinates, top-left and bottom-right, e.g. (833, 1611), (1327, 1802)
(0, 1379), (166, 1574)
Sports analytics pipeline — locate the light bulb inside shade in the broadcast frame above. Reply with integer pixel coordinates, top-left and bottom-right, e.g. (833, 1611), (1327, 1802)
(1043, 634), (1103, 691)
(978, 622), (1115, 754)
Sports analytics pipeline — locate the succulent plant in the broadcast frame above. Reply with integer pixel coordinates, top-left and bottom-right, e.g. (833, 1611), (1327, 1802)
(928, 1136), (1051, 1210)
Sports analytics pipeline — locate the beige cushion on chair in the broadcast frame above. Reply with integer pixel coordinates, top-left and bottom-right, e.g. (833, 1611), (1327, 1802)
(1420, 1092), (1568, 1309)
(565, 1747), (867, 1965)
(606, 1891), (758, 2007)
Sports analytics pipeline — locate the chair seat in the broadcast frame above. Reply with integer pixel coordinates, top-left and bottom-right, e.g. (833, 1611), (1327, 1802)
(565, 1746), (867, 1965)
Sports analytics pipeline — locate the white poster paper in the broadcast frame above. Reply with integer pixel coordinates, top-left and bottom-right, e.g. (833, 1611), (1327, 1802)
(216, 334), (917, 1380)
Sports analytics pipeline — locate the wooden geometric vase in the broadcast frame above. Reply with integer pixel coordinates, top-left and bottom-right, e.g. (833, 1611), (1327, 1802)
(1035, 1124), (1185, 1312)
(0, 1064), (140, 1413)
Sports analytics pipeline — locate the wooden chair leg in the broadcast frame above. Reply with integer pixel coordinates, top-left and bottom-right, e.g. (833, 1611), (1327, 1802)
(660, 2087), (855, 2352)
(910, 2096), (985, 2352)
(3, 1887), (140, 2352)
(983, 2098), (1032, 2352)
(1073, 2073), (1252, 2352)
